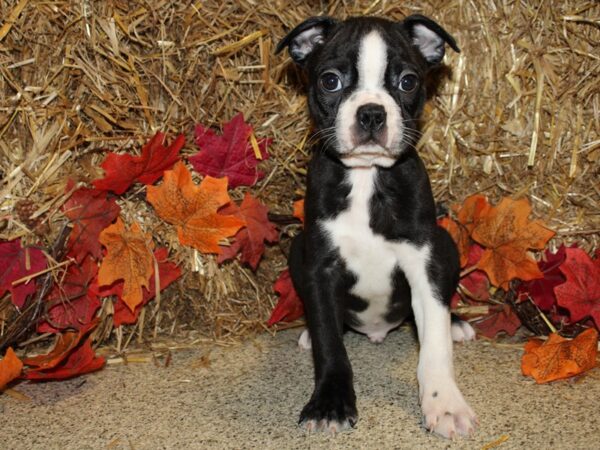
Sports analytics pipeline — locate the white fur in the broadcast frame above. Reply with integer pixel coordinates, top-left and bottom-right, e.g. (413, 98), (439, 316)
(335, 31), (403, 167)
(412, 24), (444, 63)
(451, 320), (476, 342)
(322, 167), (477, 438)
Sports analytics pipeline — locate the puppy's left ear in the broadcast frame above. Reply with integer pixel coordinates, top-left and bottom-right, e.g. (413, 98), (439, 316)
(275, 16), (338, 66)
(403, 14), (460, 65)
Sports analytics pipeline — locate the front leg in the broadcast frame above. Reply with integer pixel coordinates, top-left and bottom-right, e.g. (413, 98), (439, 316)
(299, 275), (357, 433)
(402, 238), (477, 439)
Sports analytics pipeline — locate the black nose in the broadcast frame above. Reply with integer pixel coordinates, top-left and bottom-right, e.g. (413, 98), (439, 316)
(357, 103), (386, 133)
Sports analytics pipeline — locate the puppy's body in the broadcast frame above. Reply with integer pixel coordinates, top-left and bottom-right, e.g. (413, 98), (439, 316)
(278, 16), (477, 439)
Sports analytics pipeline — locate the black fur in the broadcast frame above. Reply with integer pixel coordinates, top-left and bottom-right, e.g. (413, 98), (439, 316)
(279, 15), (460, 430)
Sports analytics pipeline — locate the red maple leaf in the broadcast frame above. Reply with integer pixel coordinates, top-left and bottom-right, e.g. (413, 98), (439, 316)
(37, 255), (101, 333)
(267, 268), (304, 326)
(517, 246), (567, 312)
(63, 182), (120, 263)
(0, 239), (47, 309)
(91, 247), (182, 327)
(93, 132), (185, 195)
(217, 193), (279, 270)
(554, 247), (600, 328)
(190, 113), (270, 188)
(451, 244), (490, 308)
(474, 304), (522, 338)
(23, 338), (105, 381)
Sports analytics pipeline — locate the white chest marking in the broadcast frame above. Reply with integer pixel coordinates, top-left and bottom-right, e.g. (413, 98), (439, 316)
(321, 169), (432, 338)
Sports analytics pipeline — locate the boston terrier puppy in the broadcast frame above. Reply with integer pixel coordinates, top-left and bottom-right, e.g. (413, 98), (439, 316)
(276, 15), (477, 438)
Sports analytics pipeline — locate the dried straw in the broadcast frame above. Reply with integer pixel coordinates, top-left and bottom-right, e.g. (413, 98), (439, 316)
(1, 0), (598, 349)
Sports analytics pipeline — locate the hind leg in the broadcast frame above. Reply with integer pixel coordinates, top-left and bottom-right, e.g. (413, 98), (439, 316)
(451, 314), (476, 342)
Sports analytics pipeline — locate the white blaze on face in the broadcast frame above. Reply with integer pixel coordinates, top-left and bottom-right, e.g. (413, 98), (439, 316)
(335, 30), (404, 168)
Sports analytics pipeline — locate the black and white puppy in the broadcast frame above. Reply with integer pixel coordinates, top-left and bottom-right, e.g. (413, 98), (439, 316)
(276, 15), (477, 438)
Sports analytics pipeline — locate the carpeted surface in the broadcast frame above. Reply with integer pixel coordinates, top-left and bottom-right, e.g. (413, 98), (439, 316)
(2, 328), (599, 449)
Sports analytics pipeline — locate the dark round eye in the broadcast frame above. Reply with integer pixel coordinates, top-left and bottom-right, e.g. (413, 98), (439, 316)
(399, 73), (418, 92)
(320, 72), (342, 92)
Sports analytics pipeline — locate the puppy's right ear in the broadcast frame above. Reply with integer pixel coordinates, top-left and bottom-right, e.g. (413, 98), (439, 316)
(275, 17), (337, 65)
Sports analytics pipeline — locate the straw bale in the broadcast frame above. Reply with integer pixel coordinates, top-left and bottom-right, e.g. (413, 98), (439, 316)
(0, 0), (598, 348)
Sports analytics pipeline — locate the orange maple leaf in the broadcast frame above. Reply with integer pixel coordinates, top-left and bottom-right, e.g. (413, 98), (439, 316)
(455, 194), (491, 233)
(293, 199), (305, 224)
(522, 328), (598, 383)
(471, 197), (554, 289)
(146, 162), (245, 253)
(0, 347), (23, 390)
(98, 218), (155, 312)
(438, 216), (470, 268)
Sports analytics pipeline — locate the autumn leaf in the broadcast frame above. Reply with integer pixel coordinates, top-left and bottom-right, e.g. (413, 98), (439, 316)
(23, 338), (105, 381)
(474, 304), (522, 338)
(93, 132), (185, 195)
(439, 216), (470, 268)
(471, 197), (555, 289)
(38, 255), (100, 333)
(0, 347), (23, 391)
(554, 247), (600, 328)
(93, 248), (182, 327)
(521, 328), (598, 383)
(98, 218), (155, 312)
(0, 239), (47, 309)
(190, 113), (270, 188)
(22, 319), (98, 371)
(451, 244), (490, 308)
(267, 268), (304, 326)
(517, 246), (567, 312)
(63, 182), (120, 263)
(147, 162), (245, 253)
(454, 194), (491, 233)
(293, 199), (305, 224)
(218, 193), (279, 270)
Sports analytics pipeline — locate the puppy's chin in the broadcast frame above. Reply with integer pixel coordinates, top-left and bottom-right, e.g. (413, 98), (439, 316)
(339, 144), (396, 168)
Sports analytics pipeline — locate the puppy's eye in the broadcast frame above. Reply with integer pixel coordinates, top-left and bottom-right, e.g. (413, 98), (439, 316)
(399, 73), (418, 92)
(320, 72), (342, 92)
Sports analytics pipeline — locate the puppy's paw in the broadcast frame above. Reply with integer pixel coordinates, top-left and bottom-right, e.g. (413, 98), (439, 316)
(420, 381), (477, 439)
(451, 320), (476, 343)
(298, 329), (312, 350)
(299, 386), (357, 434)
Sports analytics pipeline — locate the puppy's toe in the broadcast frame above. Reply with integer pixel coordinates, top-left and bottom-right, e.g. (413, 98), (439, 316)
(451, 320), (476, 343)
(421, 381), (477, 439)
(298, 329), (312, 350)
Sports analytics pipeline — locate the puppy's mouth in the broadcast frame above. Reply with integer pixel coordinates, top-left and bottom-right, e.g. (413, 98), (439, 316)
(340, 143), (396, 168)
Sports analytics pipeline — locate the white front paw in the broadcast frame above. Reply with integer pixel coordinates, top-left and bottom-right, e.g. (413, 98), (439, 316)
(451, 320), (476, 342)
(298, 329), (312, 350)
(420, 381), (477, 439)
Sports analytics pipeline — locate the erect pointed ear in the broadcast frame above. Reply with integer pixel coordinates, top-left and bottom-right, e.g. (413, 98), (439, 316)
(403, 14), (460, 65)
(275, 16), (338, 65)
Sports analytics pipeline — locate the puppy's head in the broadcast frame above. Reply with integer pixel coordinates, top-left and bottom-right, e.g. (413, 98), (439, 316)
(277, 15), (459, 168)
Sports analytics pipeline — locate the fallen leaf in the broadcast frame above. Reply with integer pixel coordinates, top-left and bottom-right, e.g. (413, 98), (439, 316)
(190, 113), (270, 188)
(517, 246), (567, 312)
(98, 218), (155, 312)
(452, 244), (490, 308)
(0, 347), (23, 391)
(23, 338), (105, 381)
(474, 304), (521, 338)
(554, 247), (600, 328)
(63, 182), (120, 263)
(455, 194), (491, 233)
(22, 319), (98, 370)
(439, 216), (470, 268)
(471, 197), (555, 289)
(293, 199), (305, 224)
(93, 132), (185, 195)
(521, 328), (598, 383)
(0, 239), (47, 309)
(147, 162), (245, 253)
(267, 268), (304, 326)
(217, 193), (279, 270)
(93, 248), (182, 327)
(38, 255), (101, 333)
